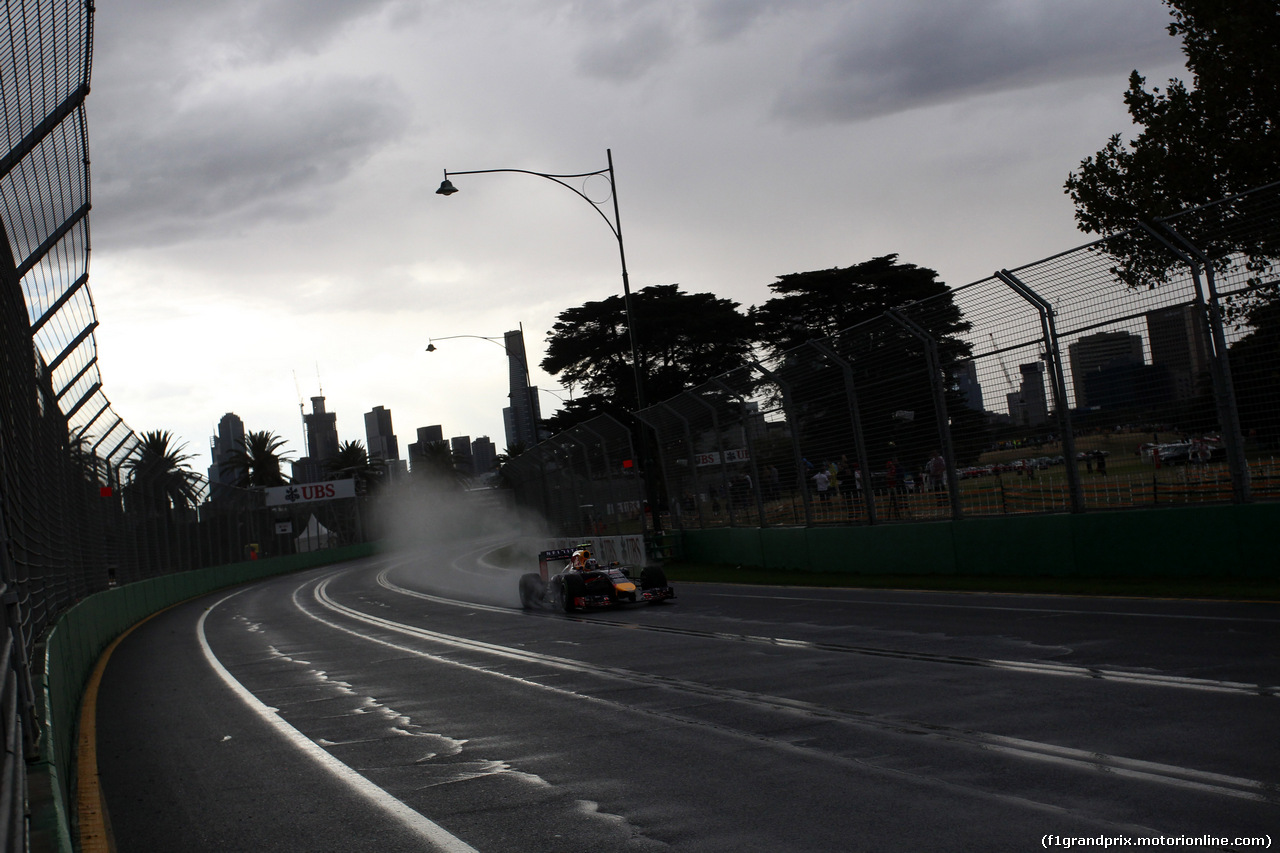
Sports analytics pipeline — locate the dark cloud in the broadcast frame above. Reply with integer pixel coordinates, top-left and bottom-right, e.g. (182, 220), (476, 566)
(92, 74), (407, 246)
(773, 1), (1182, 123)
(575, 13), (681, 81)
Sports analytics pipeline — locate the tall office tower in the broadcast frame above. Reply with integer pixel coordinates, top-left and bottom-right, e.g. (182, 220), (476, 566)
(406, 425), (444, 461)
(450, 435), (474, 477)
(207, 412), (245, 502)
(503, 328), (542, 450)
(1147, 305), (1212, 401)
(1068, 331), (1145, 408)
(364, 405), (399, 462)
(305, 396), (340, 465)
(953, 360), (984, 412)
(471, 436), (497, 475)
(1011, 362), (1049, 426)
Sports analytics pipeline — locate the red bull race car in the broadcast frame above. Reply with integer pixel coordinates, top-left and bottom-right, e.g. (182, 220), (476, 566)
(519, 546), (676, 612)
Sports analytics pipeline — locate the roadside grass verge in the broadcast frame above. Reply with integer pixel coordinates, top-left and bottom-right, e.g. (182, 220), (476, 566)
(662, 560), (1280, 601)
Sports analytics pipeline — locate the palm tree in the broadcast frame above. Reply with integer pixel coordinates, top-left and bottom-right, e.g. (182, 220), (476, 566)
(123, 430), (203, 512)
(326, 440), (381, 493)
(410, 440), (466, 488)
(494, 441), (528, 468)
(221, 430), (292, 488)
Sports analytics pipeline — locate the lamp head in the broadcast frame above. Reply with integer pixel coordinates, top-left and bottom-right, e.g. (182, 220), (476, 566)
(435, 179), (458, 196)
(425, 343), (437, 352)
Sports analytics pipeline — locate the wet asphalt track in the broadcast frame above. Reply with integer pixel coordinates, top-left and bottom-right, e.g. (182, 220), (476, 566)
(94, 542), (1279, 852)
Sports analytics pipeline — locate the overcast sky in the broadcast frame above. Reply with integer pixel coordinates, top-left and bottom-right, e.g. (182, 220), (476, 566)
(86, 0), (1188, 474)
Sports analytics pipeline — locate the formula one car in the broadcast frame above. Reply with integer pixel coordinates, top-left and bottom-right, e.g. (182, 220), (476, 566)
(519, 546), (676, 612)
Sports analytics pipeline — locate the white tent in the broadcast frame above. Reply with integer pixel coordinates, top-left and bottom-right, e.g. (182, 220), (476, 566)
(295, 514), (336, 552)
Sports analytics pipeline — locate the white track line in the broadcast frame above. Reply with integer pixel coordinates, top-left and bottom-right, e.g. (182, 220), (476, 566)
(314, 574), (1276, 804)
(197, 589), (480, 853)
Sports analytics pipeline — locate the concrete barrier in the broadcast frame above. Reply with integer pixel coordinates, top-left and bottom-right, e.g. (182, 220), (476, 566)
(676, 503), (1279, 579)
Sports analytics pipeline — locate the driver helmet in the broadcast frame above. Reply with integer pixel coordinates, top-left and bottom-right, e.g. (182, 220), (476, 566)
(584, 558), (599, 570)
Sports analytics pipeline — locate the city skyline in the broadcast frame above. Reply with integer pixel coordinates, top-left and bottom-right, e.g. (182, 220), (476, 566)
(84, 1), (1190, 462)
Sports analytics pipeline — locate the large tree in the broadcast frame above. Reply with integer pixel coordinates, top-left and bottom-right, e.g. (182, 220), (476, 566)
(752, 255), (964, 355)
(123, 430), (202, 513)
(410, 440), (466, 488)
(1064, 1), (1279, 260)
(541, 283), (756, 414)
(753, 256), (982, 468)
(221, 430), (292, 488)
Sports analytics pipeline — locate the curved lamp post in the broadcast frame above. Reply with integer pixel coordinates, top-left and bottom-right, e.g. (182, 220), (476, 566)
(426, 332), (542, 448)
(435, 149), (644, 410)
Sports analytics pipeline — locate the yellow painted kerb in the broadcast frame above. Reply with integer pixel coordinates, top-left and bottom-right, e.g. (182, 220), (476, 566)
(76, 613), (161, 853)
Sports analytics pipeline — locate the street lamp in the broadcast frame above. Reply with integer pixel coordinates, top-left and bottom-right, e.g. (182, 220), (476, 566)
(434, 149), (644, 410)
(425, 331), (542, 448)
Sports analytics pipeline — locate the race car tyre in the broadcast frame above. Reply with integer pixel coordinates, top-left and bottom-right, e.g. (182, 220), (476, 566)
(560, 573), (586, 612)
(519, 573), (544, 610)
(640, 566), (667, 589)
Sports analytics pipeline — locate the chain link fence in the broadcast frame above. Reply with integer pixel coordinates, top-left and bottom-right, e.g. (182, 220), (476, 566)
(0, 6), (381, 850)
(509, 181), (1280, 537)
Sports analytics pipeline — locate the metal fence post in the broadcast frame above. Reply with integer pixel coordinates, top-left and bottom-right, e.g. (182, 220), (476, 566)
(711, 378), (768, 527)
(994, 271), (1085, 514)
(806, 340), (879, 525)
(683, 390), (738, 527)
(751, 359), (812, 527)
(884, 309), (965, 520)
(1142, 222), (1252, 503)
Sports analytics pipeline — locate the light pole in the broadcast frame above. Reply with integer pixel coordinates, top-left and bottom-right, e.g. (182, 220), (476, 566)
(435, 149), (644, 411)
(425, 331), (542, 449)
(436, 150), (660, 534)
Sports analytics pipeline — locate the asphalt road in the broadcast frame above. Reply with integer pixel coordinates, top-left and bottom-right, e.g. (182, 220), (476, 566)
(95, 539), (1279, 852)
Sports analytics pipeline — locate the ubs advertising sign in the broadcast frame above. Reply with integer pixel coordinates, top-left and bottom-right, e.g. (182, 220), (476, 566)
(693, 448), (750, 467)
(264, 479), (356, 507)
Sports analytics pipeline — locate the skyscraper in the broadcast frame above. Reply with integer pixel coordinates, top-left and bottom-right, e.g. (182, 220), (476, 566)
(1007, 362), (1049, 426)
(295, 395), (340, 483)
(1068, 331), (1145, 408)
(364, 405), (399, 462)
(451, 435), (474, 477)
(953, 360), (984, 412)
(406, 425), (444, 462)
(503, 328), (542, 450)
(207, 412), (245, 502)
(1147, 305), (1213, 401)
(471, 436), (497, 476)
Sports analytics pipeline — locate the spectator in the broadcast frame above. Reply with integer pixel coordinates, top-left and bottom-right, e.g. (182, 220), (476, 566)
(812, 467), (830, 501)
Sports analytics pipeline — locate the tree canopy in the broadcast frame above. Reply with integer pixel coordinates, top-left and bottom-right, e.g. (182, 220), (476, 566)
(221, 430), (292, 488)
(751, 255), (963, 357)
(1065, 1), (1279, 235)
(123, 430), (202, 513)
(541, 283), (756, 413)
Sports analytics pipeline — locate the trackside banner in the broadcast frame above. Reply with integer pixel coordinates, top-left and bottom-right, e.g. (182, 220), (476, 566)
(264, 479), (356, 507)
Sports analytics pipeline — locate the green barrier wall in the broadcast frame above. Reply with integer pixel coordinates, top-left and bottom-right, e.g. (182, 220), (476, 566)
(677, 503), (1280, 579)
(31, 542), (377, 853)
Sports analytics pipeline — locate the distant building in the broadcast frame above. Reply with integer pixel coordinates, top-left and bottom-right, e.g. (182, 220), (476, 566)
(295, 395), (340, 483)
(305, 396), (339, 464)
(953, 360), (984, 411)
(364, 405), (399, 462)
(406, 425), (444, 462)
(1147, 305), (1213, 401)
(1082, 362), (1175, 412)
(450, 435), (474, 477)
(1068, 331), (1145, 409)
(207, 412), (245, 502)
(1007, 362), (1049, 427)
(471, 436), (497, 475)
(502, 328), (542, 450)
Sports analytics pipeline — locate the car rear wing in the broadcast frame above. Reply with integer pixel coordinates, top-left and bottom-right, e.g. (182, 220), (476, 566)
(538, 547), (576, 581)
